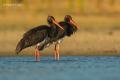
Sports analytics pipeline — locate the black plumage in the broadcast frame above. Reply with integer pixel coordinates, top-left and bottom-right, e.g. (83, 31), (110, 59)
(15, 16), (63, 54)
(37, 15), (78, 60)
(39, 15), (78, 49)
(15, 26), (50, 54)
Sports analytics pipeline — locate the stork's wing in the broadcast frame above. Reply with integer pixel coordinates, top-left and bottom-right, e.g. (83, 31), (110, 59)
(15, 25), (50, 54)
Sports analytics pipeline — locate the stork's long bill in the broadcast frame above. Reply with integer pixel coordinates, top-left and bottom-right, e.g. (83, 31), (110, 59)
(53, 20), (64, 30)
(70, 19), (79, 29)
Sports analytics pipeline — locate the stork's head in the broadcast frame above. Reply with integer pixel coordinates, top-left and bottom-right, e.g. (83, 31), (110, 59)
(47, 16), (64, 30)
(64, 15), (79, 30)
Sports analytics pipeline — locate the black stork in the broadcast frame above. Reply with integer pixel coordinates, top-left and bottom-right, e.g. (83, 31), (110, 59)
(15, 16), (64, 61)
(54, 15), (79, 60)
(39, 15), (79, 60)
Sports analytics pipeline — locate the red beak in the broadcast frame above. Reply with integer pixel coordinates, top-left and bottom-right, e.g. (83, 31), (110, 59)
(53, 20), (64, 30)
(70, 19), (79, 29)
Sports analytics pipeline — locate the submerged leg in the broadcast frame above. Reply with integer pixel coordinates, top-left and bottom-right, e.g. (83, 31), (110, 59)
(55, 43), (60, 60)
(36, 49), (41, 62)
(56, 43), (60, 60)
(54, 45), (57, 60)
(34, 48), (37, 61)
(34, 46), (41, 62)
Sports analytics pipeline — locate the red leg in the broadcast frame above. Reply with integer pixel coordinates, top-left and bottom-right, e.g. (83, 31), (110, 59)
(34, 48), (37, 62)
(55, 43), (60, 61)
(56, 44), (60, 61)
(54, 45), (57, 60)
(34, 46), (41, 62)
(36, 50), (41, 62)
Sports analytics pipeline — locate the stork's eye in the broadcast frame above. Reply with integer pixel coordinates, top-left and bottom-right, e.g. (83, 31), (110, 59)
(64, 15), (72, 22)
(49, 19), (53, 23)
(47, 16), (55, 23)
(47, 17), (53, 23)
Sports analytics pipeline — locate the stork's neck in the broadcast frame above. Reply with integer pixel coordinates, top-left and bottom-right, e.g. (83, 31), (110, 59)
(49, 24), (58, 38)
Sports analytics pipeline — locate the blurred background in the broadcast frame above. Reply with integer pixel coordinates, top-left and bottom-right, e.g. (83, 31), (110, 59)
(0, 0), (120, 56)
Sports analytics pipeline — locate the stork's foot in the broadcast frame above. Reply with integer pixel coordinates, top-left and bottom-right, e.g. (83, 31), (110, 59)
(54, 50), (57, 60)
(56, 49), (60, 61)
(54, 43), (60, 61)
(34, 47), (41, 62)
(36, 52), (40, 62)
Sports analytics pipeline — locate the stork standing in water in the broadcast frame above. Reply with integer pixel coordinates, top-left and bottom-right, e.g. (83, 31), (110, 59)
(15, 16), (64, 61)
(40, 15), (79, 60)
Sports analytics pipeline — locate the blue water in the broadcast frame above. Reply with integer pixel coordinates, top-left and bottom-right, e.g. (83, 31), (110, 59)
(0, 56), (120, 80)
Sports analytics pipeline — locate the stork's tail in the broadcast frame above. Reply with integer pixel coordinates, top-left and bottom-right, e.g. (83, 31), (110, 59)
(15, 39), (25, 54)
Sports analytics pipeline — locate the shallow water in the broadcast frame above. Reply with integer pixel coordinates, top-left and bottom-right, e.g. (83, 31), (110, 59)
(0, 56), (120, 80)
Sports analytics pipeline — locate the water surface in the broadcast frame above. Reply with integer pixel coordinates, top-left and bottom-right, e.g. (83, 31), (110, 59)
(0, 56), (120, 80)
